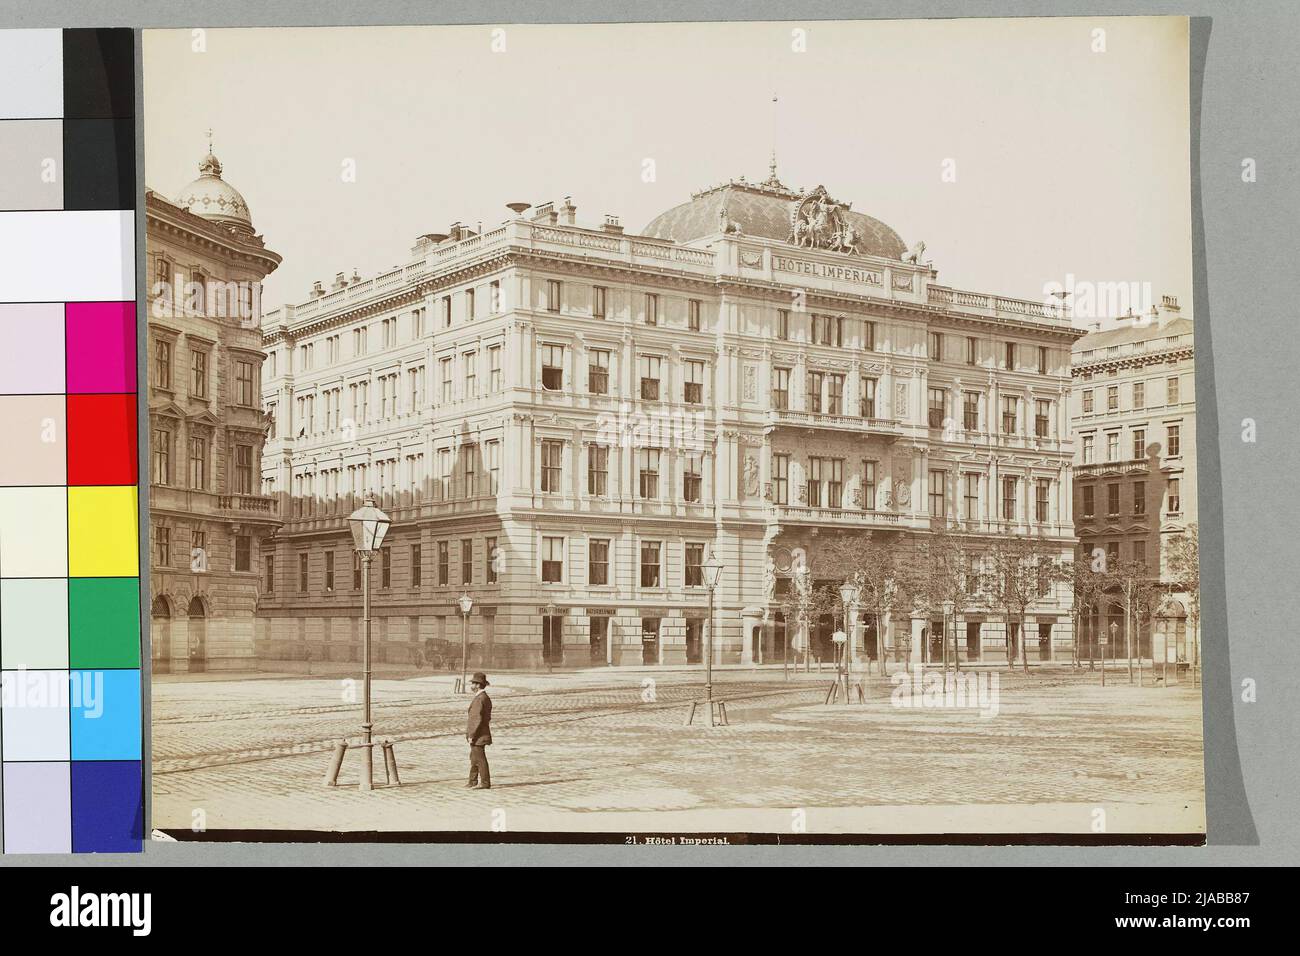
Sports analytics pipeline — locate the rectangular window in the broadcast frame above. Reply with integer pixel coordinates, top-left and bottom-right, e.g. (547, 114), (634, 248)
(588, 539), (610, 586)
(438, 541), (449, 585)
(546, 279), (561, 313)
(639, 355), (662, 400)
(683, 453), (703, 503)
(465, 288), (476, 321)
(1167, 376), (1180, 404)
(352, 552), (362, 590)
(1036, 479), (1051, 522)
(1133, 428), (1146, 461)
(963, 473), (980, 519)
(323, 551), (335, 591)
(966, 336), (977, 365)
(154, 339), (172, 389)
(1107, 541), (1120, 565)
(152, 427), (171, 484)
(963, 392), (980, 432)
(1107, 483), (1120, 516)
(777, 309), (790, 341)
(859, 377), (878, 419)
(684, 359), (705, 405)
(592, 285), (607, 319)
(773, 368), (790, 410)
(1107, 385), (1119, 411)
(154, 526), (170, 567)
(928, 330), (942, 360)
(1001, 396), (1018, 435)
(928, 469), (946, 517)
(928, 387), (946, 429)
(863, 321), (876, 352)
(773, 453), (789, 505)
(489, 346), (502, 392)
(380, 548), (391, 588)
(826, 374), (844, 415)
(640, 541), (661, 587)
(1167, 424), (1181, 457)
(862, 461), (877, 510)
(1004, 342), (1016, 370)
(684, 543), (705, 587)
(190, 349), (208, 399)
(234, 535), (250, 572)
(1133, 540), (1147, 568)
(463, 351), (477, 398)
(807, 371), (824, 414)
(807, 457), (822, 508)
(688, 299), (702, 332)
(265, 555), (275, 592)
(1082, 434), (1094, 464)
(441, 296), (451, 328)
(1133, 481), (1146, 516)
(1035, 399), (1050, 438)
(410, 545), (421, 587)
(1082, 485), (1095, 518)
(299, 553), (309, 592)
(644, 293), (658, 326)
(234, 444), (254, 494)
(235, 360), (256, 406)
(1038, 346), (1048, 375)
(486, 537), (498, 584)
(541, 344), (564, 391)
(462, 539), (473, 585)
(1001, 477), (1017, 521)
(541, 536), (563, 583)
(638, 448), (660, 499)
(1083, 389), (1094, 414)
(489, 281), (501, 314)
(1107, 432), (1120, 462)
(541, 440), (563, 493)
(1133, 381), (1145, 409)
(463, 445), (477, 498)
(437, 447), (451, 500)
(826, 458), (844, 508)
(588, 349), (610, 395)
(1167, 478), (1181, 514)
(587, 444), (608, 496)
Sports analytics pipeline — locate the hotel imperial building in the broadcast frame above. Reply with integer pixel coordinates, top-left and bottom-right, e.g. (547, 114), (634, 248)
(1069, 299), (1197, 661)
(259, 168), (1082, 669)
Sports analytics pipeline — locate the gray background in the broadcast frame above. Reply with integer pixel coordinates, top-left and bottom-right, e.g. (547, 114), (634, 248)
(0, 0), (1294, 866)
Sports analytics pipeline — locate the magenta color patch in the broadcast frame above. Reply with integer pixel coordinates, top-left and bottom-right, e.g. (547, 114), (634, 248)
(65, 301), (136, 393)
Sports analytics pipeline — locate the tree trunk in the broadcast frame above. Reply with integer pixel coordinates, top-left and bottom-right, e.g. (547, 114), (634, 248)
(1020, 614), (1029, 674)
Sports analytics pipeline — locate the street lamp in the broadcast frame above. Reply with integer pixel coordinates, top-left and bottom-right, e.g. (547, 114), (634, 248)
(347, 496), (391, 791)
(458, 592), (473, 692)
(1105, 621), (1119, 687)
(686, 553), (725, 726)
(838, 581), (860, 704)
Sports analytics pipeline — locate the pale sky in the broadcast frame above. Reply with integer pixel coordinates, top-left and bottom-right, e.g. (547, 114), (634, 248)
(143, 18), (1191, 325)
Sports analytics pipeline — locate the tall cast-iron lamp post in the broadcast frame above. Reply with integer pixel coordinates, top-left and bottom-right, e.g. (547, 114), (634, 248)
(839, 581), (860, 703)
(686, 553), (726, 726)
(458, 592), (473, 693)
(347, 496), (390, 790)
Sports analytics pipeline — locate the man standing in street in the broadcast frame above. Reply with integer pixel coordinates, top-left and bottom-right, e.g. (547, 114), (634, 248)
(466, 672), (492, 789)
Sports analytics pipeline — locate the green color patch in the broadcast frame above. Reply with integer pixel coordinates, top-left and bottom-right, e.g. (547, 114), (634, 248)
(68, 577), (140, 668)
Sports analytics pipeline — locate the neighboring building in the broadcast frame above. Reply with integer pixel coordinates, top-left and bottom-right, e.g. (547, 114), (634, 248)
(146, 146), (282, 672)
(260, 168), (1081, 669)
(1069, 296), (1196, 662)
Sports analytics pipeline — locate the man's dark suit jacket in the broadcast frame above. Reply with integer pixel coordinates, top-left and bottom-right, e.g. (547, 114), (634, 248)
(467, 691), (493, 746)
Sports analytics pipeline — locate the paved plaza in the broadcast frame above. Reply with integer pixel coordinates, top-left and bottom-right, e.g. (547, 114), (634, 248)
(151, 665), (1205, 837)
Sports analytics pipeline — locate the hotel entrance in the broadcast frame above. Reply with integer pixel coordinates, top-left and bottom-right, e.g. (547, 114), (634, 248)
(641, 617), (660, 664)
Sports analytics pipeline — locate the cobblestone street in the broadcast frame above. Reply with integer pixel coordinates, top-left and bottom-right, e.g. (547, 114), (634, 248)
(151, 666), (1205, 837)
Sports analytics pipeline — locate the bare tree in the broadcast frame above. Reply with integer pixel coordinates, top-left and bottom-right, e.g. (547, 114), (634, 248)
(821, 532), (913, 675)
(908, 524), (982, 674)
(1106, 556), (1162, 683)
(982, 535), (1063, 674)
(1165, 523), (1200, 680)
(1060, 553), (1109, 669)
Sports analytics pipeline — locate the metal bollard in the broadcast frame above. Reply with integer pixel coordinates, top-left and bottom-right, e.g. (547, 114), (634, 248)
(382, 740), (401, 787)
(324, 740), (347, 787)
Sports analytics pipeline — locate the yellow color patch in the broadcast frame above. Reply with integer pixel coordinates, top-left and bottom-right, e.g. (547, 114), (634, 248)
(68, 486), (138, 577)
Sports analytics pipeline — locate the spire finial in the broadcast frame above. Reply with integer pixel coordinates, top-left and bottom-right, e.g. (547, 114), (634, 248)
(199, 129), (223, 178)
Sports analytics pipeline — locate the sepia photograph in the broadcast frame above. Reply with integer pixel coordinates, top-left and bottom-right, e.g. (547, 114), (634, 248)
(142, 17), (1203, 841)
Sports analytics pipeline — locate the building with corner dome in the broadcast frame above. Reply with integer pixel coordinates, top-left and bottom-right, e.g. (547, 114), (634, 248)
(145, 144), (282, 672)
(256, 164), (1082, 670)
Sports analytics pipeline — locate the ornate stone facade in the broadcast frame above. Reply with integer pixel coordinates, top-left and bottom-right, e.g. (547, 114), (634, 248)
(258, 174), (1080, 669)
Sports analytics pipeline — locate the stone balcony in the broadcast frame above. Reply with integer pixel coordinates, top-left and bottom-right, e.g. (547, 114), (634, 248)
(766, 503), (930, 532)
(765, 407), (904, 438)
(1074, 458), (1151, 479)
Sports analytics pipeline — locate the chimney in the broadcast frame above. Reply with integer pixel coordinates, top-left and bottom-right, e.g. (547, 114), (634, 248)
(1156, 294), (1181, 329)
(559, 196), (577, 226)
(602, 214), (624, 234)
(532, 202), (557, 224)
(351, 268), (362, 284)
(311, 280), (325, 298)
(332, 271), (347, 291)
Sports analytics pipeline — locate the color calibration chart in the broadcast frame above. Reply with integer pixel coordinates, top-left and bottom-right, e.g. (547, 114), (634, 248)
(0, 29), (143, 853)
